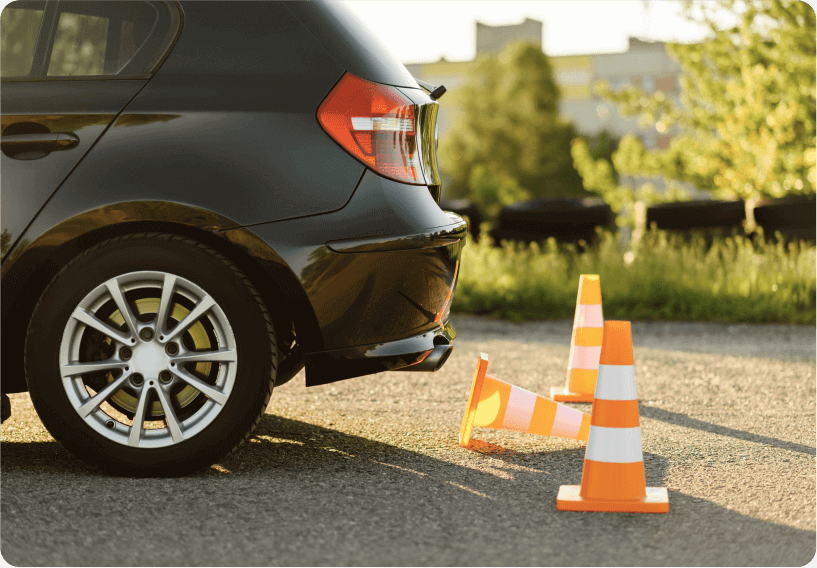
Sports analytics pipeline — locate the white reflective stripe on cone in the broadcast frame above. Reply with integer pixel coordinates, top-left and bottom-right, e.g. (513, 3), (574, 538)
(574, 304), (603, 328)
(551, 404), (583, 438)
(585, 426), (643, 463)
(594, 364), (638, 400)
(570, 345), (602, 370)
(501, 385), (536, 432)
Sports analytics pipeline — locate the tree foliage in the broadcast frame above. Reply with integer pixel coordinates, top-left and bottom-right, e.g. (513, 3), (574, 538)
(439, 42), (586, 216)
(573, 0), (816, 226)
(467, 165), (531, 219)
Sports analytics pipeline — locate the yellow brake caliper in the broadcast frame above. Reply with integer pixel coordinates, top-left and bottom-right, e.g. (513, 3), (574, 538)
(106, 298), (213, 417)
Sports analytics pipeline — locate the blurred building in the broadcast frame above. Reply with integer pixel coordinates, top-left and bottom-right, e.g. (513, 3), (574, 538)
(404, 18), (684, 151)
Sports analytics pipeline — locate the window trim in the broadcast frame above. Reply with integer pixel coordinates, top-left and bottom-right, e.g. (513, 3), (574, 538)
(2, 0), (182, 82)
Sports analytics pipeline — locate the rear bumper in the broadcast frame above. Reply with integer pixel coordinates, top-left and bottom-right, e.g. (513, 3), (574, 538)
(226, 170), (466, 385)
(303, 319), (456, 386)
(238, 170), (465, 346)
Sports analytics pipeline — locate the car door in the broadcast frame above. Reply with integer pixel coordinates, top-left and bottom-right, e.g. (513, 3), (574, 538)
(0, 0), (180, 261)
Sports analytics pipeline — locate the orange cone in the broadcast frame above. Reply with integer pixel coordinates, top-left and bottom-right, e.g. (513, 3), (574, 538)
(552, 275), (603, 402)
(556, 321), (669, 513)
(460, 353), (591, 447)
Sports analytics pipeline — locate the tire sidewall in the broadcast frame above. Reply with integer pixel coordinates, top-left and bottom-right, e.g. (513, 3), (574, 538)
(26, 234), (275, 475)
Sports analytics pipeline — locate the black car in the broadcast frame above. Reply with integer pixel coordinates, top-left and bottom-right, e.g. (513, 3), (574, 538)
(1, 0), (464, 475)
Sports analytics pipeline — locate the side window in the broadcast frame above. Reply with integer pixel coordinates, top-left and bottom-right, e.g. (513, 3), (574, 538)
(0, 2), (45, 77)
(46, 1), (159, 76)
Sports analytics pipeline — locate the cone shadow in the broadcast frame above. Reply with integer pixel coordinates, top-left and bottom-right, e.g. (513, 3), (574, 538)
(640, 404), (816, 456)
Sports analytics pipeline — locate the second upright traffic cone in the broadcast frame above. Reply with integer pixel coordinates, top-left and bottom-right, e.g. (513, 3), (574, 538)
(551, 275), (603, 402)
(460, 353), (591, 447)
(556, 321), (669, 513)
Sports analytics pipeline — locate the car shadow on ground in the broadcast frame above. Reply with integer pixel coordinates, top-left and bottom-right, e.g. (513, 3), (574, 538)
(2, 413), (814, 566)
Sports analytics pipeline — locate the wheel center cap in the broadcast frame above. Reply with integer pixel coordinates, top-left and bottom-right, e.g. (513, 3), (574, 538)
(132, 342), (169, 379)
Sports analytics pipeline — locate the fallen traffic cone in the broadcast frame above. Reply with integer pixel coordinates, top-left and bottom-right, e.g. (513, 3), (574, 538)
(556, 321), (669, 513)
(460, 353), (591, 447)
(551, 274), (603, 402)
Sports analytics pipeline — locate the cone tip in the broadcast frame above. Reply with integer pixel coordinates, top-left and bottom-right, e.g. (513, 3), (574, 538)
(599, 321), (634, 365)
(578, 275), (602, 304)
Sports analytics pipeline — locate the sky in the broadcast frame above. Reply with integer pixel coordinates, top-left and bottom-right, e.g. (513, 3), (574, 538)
(344, 1), (723, 64)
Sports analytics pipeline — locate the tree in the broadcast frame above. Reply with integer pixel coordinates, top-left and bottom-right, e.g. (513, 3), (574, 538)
(439, 42), (586, 217)
(573, 0), (816, 230)
(467, 165), (531, 219)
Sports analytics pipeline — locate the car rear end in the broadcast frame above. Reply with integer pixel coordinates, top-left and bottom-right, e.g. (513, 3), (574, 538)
(249, 0), (465, 384)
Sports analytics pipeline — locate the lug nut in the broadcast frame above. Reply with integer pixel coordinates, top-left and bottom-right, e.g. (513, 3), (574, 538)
(140, 328), (154, 341)
(119, 347), (132, 360)
(131, 373), (144, 386)
(165, 342), (179, 356)
(159, 370), (173, 384)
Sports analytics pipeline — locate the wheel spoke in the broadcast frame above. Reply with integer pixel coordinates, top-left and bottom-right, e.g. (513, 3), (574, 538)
(128, 385), (152, 447)
(162, 296), (215, 343)
(154, 386), (185, 444)
(155, 273), (177, 336)
(72, 307), (132, 345)
(104, 277), (138, 338)
(61, 359), (128, 378)
(76, 372), (131, 418)
(171, 366), (228, 406)
(171, 348), (237, 365)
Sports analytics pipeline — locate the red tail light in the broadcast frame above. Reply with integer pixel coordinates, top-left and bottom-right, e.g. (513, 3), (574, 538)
(318, 73), (423, 185)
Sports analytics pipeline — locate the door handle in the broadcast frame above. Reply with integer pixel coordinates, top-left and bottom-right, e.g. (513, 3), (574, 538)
(1, 132), (80, 149)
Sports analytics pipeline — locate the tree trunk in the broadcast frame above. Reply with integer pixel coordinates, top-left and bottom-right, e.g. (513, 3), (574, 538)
(744, 196), (761, 234)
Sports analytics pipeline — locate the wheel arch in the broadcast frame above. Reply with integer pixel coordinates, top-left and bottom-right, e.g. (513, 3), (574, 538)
(1, 202), (322, 394)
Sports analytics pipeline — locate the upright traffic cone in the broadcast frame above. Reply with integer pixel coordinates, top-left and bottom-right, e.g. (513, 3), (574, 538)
(460, 353), (591, 447)
(556, 321), (669, 513)
(551, 274), (603, 402)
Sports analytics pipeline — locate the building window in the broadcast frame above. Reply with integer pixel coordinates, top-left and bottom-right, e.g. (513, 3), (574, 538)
(657, 134), (672, 149)
(608, 75), (623, 91)
(555, 69), (591, 86)
(656, 76), (675, 92)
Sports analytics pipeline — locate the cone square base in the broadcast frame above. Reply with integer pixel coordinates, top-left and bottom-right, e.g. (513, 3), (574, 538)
(556, 485), (669, 513)
(550, 387), (594, 403)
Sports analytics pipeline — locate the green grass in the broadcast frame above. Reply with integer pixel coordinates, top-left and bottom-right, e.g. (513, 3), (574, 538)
(452, 229), (816, 324)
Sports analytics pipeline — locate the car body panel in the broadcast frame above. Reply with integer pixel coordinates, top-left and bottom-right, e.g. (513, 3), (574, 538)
(15, 1), (366, 233)
(222, 170), (462, 351)
(1, 79), (148, 257)
(284, 0), (420, 89)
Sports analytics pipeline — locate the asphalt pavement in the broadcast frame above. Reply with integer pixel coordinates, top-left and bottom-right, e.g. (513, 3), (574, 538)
(2, 316), (815, 566)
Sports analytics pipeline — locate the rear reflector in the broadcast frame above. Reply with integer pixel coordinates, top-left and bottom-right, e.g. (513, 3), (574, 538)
(318, 73), (423, 185)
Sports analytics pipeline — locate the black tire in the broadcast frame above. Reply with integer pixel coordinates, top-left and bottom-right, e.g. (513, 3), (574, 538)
(25, 233), (277, 476)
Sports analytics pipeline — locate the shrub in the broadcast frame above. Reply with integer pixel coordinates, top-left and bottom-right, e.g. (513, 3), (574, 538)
(452, 228), (816, 324)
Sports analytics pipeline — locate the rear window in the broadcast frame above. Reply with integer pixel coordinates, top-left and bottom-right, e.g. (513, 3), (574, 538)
(1, 0), (179, 78)
(47, 1), (163, 76)
(0, 2), (45, 77)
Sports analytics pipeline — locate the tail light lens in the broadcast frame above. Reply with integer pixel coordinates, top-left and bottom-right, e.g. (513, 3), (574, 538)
(318, 73), (424, 185)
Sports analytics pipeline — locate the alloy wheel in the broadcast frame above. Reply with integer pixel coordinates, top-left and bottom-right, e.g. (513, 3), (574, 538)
(59, 271), (238, 449)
